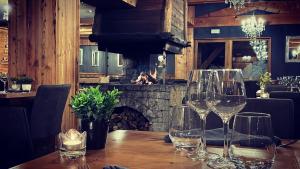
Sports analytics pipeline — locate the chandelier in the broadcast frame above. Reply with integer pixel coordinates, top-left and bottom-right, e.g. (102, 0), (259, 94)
(241, 16), (265, 39)
(250, 40), (268, 61)
(225, 0), (248, 10)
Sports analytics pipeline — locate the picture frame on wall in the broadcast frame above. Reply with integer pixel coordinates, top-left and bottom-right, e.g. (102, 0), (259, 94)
(285, 36), (300, 63)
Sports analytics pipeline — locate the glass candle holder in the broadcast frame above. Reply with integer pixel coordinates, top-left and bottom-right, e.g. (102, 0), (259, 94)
(59, 129), (86, 158)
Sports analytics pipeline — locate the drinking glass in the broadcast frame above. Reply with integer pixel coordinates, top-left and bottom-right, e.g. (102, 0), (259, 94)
(186, 69), (218, 160)
(0, 74), (7, 93)
(206, 69), (247, 168)
(169, 105), (201, 152)
(230, 112), (276, 169)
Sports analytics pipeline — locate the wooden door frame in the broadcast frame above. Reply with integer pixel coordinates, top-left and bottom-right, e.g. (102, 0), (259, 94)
(194, 37), (272, 72)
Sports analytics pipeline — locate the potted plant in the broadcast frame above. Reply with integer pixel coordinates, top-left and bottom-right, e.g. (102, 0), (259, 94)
(258, 72), (272, 98)
(18, 76), (33, 91)
(9, 77), (21, 90)
(70, 86), (121, 150)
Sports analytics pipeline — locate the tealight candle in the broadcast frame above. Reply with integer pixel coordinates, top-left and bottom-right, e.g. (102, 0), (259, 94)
(63, 139), (82, 151)
(59, 129), (86, 158)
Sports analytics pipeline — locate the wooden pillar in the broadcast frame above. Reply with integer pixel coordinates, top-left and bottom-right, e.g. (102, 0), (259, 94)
(8, 0), (79, 131)
(225, 40), (233, 69)
(175, 5), (195, 80)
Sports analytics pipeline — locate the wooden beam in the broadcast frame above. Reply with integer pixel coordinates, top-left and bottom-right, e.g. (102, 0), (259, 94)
(187, 5), (195, 27)
(194, 13), (300, 27)
(202, 1), (300, 17)
(188, 0), (224, 5)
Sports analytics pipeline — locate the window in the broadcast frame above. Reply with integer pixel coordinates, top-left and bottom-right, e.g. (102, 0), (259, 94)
(79, 48), (83, 65)
(117, 54), (124, 67)
(91, 50), (100, 66)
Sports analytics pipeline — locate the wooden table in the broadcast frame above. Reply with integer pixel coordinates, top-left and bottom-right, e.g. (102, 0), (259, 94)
(0, 91), (36, 99)
(11, 130), (300, 169)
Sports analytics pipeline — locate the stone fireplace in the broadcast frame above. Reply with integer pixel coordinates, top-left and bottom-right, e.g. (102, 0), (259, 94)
(102, 84), (186, 131)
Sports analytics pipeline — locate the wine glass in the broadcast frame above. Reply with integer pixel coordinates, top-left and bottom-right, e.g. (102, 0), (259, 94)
(230, 112), (276, 169)
(186, 69), (218, 161)
(0, 73), (7, 93)
(206, 69), (247, 168)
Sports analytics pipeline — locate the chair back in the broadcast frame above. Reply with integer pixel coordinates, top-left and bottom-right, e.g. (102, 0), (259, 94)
(30, 84), (71, 139)
(0, 107), (33, 169)
(244, 80), (259, 98)
(270, 91), (300, 138)
(265, 84), (289, 93)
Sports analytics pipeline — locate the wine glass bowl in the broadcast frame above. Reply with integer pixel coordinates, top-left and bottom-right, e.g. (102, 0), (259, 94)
(186, 69), (220, 161)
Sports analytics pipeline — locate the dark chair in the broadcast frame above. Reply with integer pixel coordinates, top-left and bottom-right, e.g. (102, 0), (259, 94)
(0, 107), (33, 169)
(206, 98), (295, 139)
(265, 84), (289, 93)
(270, 91), (300, 138)
(244, 80), (259, 98)
(29, 84), (71, 158)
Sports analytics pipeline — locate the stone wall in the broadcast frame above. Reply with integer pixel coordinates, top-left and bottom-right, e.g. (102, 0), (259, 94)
(101, 84), (186, 131)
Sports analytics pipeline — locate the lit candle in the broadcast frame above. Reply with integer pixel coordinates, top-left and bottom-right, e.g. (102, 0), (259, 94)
(62, 129), (84, 151)
(63, 139), (82, 151)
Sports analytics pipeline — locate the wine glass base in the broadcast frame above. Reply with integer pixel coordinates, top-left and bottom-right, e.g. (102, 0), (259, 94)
(207, 157), (236, 169)
(188, 151), (220, 161)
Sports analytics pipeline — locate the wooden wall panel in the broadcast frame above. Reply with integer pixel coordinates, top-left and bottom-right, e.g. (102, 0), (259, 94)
(0, 28), (8, 73)
(8, 0), (79, 131)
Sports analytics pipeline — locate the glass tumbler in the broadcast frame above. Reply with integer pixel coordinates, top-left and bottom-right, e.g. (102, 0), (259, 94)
(169, 105), (201, 153)
(230, 112), (276, 169)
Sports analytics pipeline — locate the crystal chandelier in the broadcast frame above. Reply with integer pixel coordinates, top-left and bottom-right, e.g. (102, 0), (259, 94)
(241, 16), (265, 39)
(225, 0), (248, 10)
(250, 40), (268, 61)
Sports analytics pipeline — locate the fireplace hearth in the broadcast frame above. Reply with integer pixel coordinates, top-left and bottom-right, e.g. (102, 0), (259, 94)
(102, 84), (186, 131)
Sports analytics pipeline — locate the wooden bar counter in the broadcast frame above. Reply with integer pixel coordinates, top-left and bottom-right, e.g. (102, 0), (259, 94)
(11, 130), (300, 169)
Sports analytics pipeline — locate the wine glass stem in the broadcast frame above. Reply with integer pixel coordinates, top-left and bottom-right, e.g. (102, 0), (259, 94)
(198, 115), (207, 153)
(223, 121), (229, 159)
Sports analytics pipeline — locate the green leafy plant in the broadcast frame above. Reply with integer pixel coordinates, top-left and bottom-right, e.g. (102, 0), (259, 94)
(0, 72), (7, 79)
(17, 76), (33, 84)
(259, 72), (272, 88)
(70, 86), (121, 122)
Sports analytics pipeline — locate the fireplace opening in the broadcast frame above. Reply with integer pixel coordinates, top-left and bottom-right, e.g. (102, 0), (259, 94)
(109, 106), (151, 131)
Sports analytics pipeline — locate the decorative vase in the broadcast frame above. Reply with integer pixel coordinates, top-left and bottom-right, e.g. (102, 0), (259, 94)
(22, 84), (32, 91)
(80, 119), (109, 150)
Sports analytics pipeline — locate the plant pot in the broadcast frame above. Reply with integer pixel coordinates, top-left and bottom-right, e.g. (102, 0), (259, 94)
(11, 83), (21, 90)
(80, 119), (109, 150)
(259, 85), (269, 98)
(22, 84), (32, 91)
(22, 84), (31, 91)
